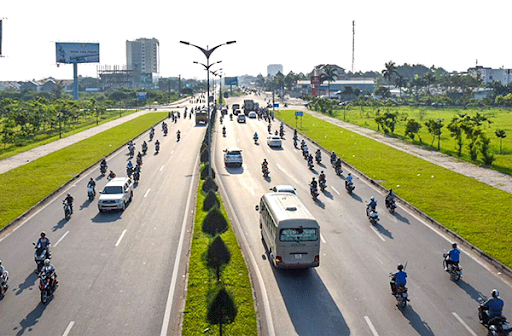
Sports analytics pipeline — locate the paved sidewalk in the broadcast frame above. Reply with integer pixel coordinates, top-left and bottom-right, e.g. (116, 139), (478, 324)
(0, 99), (187, 175)
(286, 102), (512, 194)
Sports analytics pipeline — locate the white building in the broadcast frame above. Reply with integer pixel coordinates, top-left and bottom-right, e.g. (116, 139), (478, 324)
(126, 38), (160, 75)
(267, 64), (284, 77)
(468, 66), (512, 86)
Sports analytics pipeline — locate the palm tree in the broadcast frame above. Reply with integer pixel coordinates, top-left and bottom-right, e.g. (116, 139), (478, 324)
(321, 65), (338, 98)
(423, 71), (436, 95)
(382, 61), (398, 89)
(495, 129), (506, 154)
(394, 75), (407, 99)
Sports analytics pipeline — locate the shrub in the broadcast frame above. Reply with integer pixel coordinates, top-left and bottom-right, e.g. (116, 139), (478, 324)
(200, 163), (215, 180)
(202, 207), (228, 236)
(206, 235), (231, 280)
(203, 190), (220, 211)
(207, 286), (237, 331)
(202, 177), (218, 193)
(200, 148), (209, 163)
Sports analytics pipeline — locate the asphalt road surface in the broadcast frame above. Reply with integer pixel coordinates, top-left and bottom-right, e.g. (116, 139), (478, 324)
(214, 94), (512, 336)
(0, 105), (204, 336)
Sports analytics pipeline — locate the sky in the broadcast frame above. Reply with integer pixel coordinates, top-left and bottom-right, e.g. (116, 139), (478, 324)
(1, 0), (511, 81)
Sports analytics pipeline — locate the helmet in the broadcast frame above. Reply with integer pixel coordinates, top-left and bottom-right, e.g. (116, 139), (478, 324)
(348, 173), (352, 176)
(67, 193), (71, 197)
(390, 188), (393, 192)
(41, 231), (46, 237)
(492, 289), (499, 298)
(370, 196), (375, 201)
(452, 242), (457, 248)
(312, 177), (316, 181)
(397, 264), (404, 271)
(321, 171), (324, 174)
(90, 178), (93, 181)
(44, 259), (51, 266)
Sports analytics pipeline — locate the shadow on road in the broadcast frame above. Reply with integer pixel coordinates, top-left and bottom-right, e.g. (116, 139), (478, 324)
(14, 302), (49, 336)
(374, 222), (393, 239)
(394, 211), (410, 224)
(15, 272), (38, 296)
(52, 218), (69, 232)
(350, 192), (363, 203)
(91, 211), (123, 223)
(314, 198), (325, 209)
(273, 268), (351, 335)
(322, 189), (333, 200)
(264, 176), (272, 183)
(456, 278), (485, 303)
(79, 199), (93, 211)
(225, 166), (244, 175)
(401, 305), (435, 336)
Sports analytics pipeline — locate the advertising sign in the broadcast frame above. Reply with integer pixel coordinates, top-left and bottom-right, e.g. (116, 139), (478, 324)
(224, 77), (238, 86)
(56, 42), (100, 64)
(136, 92), (148, 100)
(310, 75), (322, 85)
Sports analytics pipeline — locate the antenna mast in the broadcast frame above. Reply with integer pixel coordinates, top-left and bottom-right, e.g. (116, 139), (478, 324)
(352, 20), (355, 73)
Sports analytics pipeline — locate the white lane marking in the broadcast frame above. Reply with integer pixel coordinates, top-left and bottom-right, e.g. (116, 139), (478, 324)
(320, 233), (326, 244)
(160, 154), (199, 336)
(370, 226), (385, 242)
(115, 229), (127, 247)
(250, 187), (255, 196)
(243, 164), (248, 169)
(237, 138), (240, 142)
(364, 316), (379, 336)
(54, 231), (69, 247)
(144, 189), (151, 198)
(171, 150), (174, 155)
(276, 163), (283, 172)
(331, 186), (340, 195)
(160, 165), (164, 171)
(452, 312), (477, 336)
(62, 321), (75, 336)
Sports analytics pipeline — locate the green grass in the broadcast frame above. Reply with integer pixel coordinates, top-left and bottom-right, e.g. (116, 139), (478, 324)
(277, 110), (512, 267)
(0, 109), (139, 160)
(182, 178), (257, 336)
(330, 105), (512, 174)
(0, 112), (167, 229)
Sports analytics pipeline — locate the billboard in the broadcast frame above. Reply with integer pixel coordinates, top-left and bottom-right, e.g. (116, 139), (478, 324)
(136, 92), (148, 100)
(224, 77), (238, 86)
(310, 75), (321, 85)
(56, 42), (99, 64)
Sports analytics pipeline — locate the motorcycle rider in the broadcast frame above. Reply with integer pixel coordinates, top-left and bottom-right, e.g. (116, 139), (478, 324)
(142, 141), (148, 154)
(177, 130), (181, 141)
(385, 189), (395, 208)
(445, 242), (461, 271)
(40, 259), (58, 288)
(108, 170), (116, 180)
(310, 177), (318, 190)
(100, 158), (107, 173)
(0, 260), (7, 291)
(480, 289), (504, 325)
(319, 171), (326, 185)
(391, 264), (407, 295)
(330, 151), (337, 164)
(136, 152), (143, 167)
(367, 196), (377, 217)
(64, 193), (74, 214)
(335, 157), (342, 173)
(155, 139), (160, 152)
(307, 153), (314, 167)
(316, 149), (322, 162)
(87, 178), (96, 195)
(222, 126), (226, 136)
(253, 132), (258, 142)
(36, 231), (51, 253)
(126, 160), (134, 176)
(345, 172), (353, 187)
(262, 159), (268, 171)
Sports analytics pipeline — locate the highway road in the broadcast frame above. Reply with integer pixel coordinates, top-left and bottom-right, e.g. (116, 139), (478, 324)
(214, 94), (512, 335)
(0, 104), (205, 336)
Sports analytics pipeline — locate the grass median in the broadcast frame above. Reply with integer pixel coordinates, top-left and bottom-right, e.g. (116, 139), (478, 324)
(182, 178), (257, 336)
(0, 112), (167, 230)
(277, 110), (512, 268)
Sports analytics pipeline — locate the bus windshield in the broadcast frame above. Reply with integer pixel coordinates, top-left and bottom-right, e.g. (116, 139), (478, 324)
(279, 228), (318, 242)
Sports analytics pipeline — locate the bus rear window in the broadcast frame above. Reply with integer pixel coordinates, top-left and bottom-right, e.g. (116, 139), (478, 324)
(279, 228), (318, 242)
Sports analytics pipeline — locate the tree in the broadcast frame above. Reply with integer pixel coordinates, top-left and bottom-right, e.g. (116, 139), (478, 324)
(394, 75), (407, 99)
(284, 71), (297, 93)
(495, 129), (506, 154)
(382, 61), (398, 89)
(206, 235), (231, 280)
(255, 74), (265, 90)
(405, 119), (422, 142)
(480, 134), (495, 165)
(425, 118), (444, 150)
(447, 113), (466, 156)
(321, 65), (338, 98)
(375, 111), (398, 134)
(423, 71), (436, 95)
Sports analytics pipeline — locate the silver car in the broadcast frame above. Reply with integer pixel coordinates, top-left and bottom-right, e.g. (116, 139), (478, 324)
(98, 177), (134, 212)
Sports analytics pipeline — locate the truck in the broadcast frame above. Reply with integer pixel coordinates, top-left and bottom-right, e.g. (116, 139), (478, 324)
(243, 99), (255, 113)
(195, 111), (208, 124)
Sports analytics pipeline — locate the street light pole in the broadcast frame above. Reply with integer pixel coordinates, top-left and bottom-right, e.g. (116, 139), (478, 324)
(180, 41), (236, 177)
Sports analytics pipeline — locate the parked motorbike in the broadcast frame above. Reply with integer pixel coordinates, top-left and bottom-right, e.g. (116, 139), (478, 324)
(87, 186), (95, 201)
(443, 251), (462, 281)
(39, 271), (57, 304)
(319, 179), (326, 192)
(33, 244), (50, 273)
(390, 274), (409, 309)
(386, 198), (396, 214)
(478, 302), (511, 335)
(366, 205), (379, 225)
(345, 181), (355, 194)
(63, 200), (72, 220)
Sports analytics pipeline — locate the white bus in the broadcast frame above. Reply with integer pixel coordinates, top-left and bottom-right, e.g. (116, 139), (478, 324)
(256, 192), (320, 268)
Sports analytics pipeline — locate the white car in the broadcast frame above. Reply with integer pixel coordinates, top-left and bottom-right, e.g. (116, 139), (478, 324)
(223, 147), (243, 167)
(98, 177), (133, 212)
(271, 185), (296, 194)
(267, 135), (282, 148)
(248, 111), (257, 118)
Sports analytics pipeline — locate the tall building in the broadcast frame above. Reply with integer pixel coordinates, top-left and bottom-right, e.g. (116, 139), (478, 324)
(468, 66), (512, 86)
(267, 64), (283, 77)
(126, 38), (160, 75)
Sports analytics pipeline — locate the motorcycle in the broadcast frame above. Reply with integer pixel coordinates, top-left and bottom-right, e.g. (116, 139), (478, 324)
(310, 184), (319, 200)
(63, 200), (72, 220)
(330, 156), (337, 167)
(155, 143), (160, 154)
(293, 137), (298, 148)
(136, 156), (143, 167)
(126, 166), (133, 178)
(177, 132), (181, 142)
(142, 145), (148, 156)
(386, 198), (396, 214)
(443, 251), (462, 281)
(133, 170), (140, 184)
(39, 271), (57, 304)
(366, 205), (379, 225)
(345, 181), (355, 194)
(315, 152), (322, 164)
(33, 244), (50, 273)
(262, 167), (270, 178)
(0, 269), (8, 297)
(478, 303), (511, 335)
(390, 274), (409, 309)
(163, 128), (168, 136)
(319, 179), (326, 192)
(87, 186), (95, 201)
(100, 164), (107, 175)
(128, 145), (135, 157)
(335, 165), (343, 176)
(308, 159), (314, 170)
(149, 132), (154, 142)
(222, 128), (226, 137)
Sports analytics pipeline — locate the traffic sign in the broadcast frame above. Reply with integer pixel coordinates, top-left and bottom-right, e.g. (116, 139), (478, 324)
(295, 111), (303, 116)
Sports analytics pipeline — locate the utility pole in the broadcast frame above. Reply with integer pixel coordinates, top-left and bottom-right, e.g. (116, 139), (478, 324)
(352, 20), (355, 73)
(178, 74), (181, 97)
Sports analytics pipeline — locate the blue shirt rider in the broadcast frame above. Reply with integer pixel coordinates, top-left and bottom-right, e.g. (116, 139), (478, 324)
(36, 231), (51, 251)
(346, 173), (353, 184)
(481, 289), (504, 324)
(367, 196), (377, 216)
(391, 264), (407, 294)
(445, 243), (460, 270)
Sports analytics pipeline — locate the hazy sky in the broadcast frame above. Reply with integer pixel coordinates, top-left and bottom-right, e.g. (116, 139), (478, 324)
(1, 0), (511, 81)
